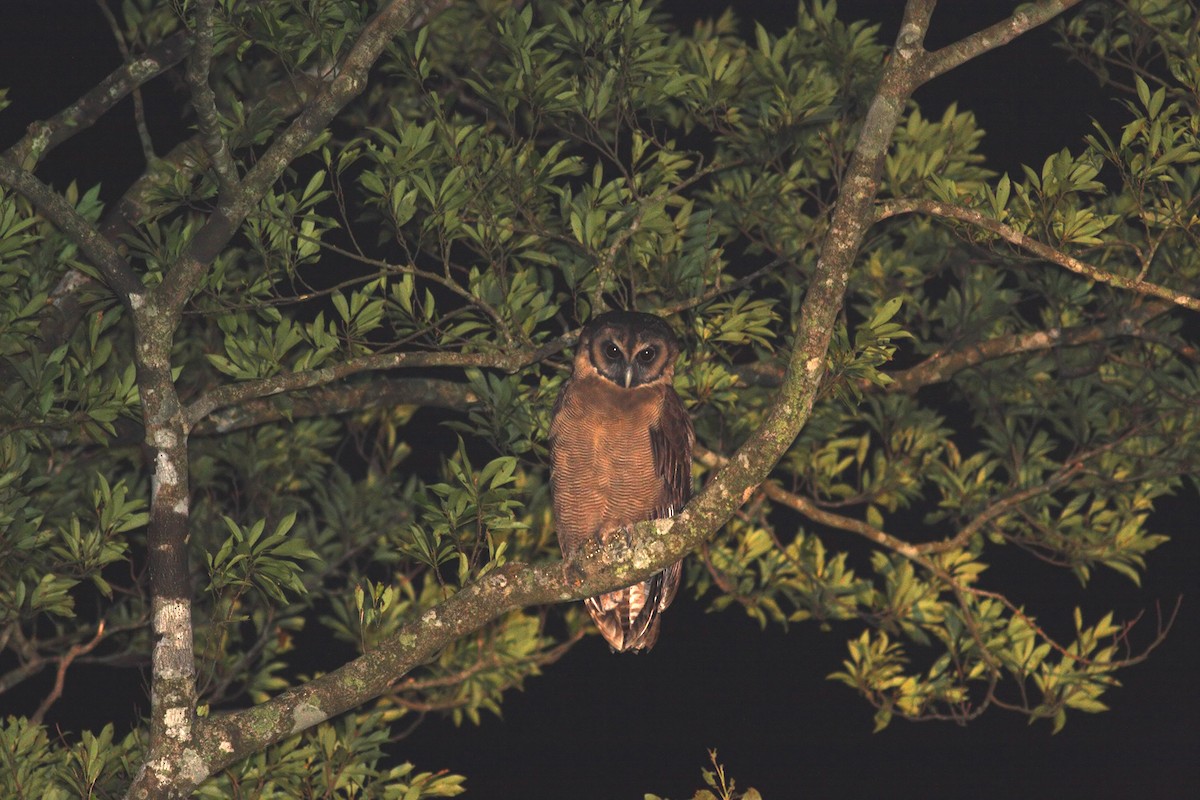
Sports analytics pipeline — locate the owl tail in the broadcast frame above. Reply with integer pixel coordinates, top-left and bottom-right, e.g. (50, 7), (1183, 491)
(585, 561), (681, 652)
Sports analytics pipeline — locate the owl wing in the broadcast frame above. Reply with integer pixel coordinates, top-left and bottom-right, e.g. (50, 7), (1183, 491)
(547, 378), (590, 556)
(649, 388), (694, 520)
(647, 388), (693, 614)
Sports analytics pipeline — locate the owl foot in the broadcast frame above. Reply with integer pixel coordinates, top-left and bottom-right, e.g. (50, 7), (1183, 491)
(561, 559), (588, 587)
(590, 525), (634, 552)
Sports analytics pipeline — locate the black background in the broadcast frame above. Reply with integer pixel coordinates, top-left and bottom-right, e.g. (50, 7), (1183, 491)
(1, 2), (1196, 798)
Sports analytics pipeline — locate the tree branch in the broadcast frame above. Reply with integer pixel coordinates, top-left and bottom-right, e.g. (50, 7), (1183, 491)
(916, 0), (1086, 85)
(4, 31), (190, 169)
(0, 157), (145, 303)
(129, 300), (199, 793)
(183, 345), (554, 431)
(191, 376), (479, 435)
(184, 0), (237, 194)
(124, 7), (456, 797)
(30, 621), (106, 725)
(155, 0), (448, 314)
(876, 198), (1200, 312)
(884, 301), (1171, 392)
(95, 0), (160, 162)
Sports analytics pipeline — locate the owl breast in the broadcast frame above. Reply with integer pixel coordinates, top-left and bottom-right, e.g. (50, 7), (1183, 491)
(550, 374), (666, 555)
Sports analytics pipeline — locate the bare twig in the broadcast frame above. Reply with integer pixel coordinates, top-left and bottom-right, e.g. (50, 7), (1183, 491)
(30, 621), (107, 724)
(95, 0), (158, 162)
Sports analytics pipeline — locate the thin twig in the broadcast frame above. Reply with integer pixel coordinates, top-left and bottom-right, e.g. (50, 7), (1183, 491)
(30, 621), (107, 724)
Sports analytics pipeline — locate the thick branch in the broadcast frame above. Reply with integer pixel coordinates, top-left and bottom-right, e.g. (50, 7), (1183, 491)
(183, 345), (557, 430)
(4, 31), (190, 169)
(191, 377), (479, 435)
(125, 8), (453, 796)
(184, 0), (237, 193)
(0, 157), (145, 303)
(193, 560), (597, 774)
(876, 198), (1200, 312)
(916, 0), (1086, 85)
(130, 301), (198, 794)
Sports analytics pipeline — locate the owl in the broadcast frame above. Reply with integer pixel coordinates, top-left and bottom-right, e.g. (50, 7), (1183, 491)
(550, 311), (694, 652)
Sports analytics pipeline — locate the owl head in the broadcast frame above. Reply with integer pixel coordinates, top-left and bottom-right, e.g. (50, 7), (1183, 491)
(576, 311), (680, 388)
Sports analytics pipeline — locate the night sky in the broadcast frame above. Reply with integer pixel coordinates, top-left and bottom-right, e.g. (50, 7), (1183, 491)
(1, 2), (1197, 798)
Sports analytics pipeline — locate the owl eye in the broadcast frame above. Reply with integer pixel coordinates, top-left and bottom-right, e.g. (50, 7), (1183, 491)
(636, 347), (656, 364)
(603, 342), (622, 361)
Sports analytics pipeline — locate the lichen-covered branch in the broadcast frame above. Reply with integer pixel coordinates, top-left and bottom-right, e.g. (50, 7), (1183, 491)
(125, 4), (455, 796)
(4, 31), (190, 169)
(0, 157), (145, 303)
(876, 198), (1200, 312)
(191, 376), (479, 435)
(184, 0), (237, 193)
(916, 0), (1085, 84)
(126, 299), (199, 800)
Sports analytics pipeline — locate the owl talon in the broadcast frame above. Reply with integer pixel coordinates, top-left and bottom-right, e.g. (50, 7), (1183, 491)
(562, 559), (588, 587)
(618, 524), (634, 548)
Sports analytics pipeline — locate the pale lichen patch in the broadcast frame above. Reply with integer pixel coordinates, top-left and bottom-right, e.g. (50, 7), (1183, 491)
(291, 702), (326, 734)
(152, 428), (177, 450)
(179, 749), (208, 784)
(164, 706), (190, 739)
(152, 599), (194, 681)
(152, 451), (179, 495)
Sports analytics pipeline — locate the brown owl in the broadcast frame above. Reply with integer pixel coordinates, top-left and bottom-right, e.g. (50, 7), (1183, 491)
(550, 311), (694, 652)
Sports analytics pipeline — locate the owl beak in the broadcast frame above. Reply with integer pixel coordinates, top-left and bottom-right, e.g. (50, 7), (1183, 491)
(623, 365), (633, 388)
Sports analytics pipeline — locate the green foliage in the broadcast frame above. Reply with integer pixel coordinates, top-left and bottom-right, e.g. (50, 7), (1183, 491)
(207, 511), (322, 604)
(0, 712), (465, 800)
(195, 713), (466, 799)
(0, 718), (140, 800)
(1, 0), (1196, 795)
(646, 749), (763, 800)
